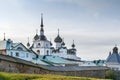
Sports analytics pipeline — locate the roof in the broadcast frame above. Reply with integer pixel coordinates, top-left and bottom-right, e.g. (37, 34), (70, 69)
(106, 53), (120, 64)
(106, 46), (120, 64)
(0, 54), (108, 71)
(39, 55), (75, 64)
(39, 65), (108, 71)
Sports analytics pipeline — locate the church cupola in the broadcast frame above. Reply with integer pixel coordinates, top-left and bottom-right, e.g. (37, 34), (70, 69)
(27, 37), (30, 48)
(61, 38), (65, 46)
(72, 40), (75, 48)
(34, 29), (39, 41)
(113, 45), (118, 53)
(54, 29), (62, 43)
(39, 13), (47, 41)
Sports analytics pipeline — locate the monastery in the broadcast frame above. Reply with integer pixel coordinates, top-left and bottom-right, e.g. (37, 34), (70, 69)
(0, 14), (81, 66)
(0, 14), (111, 78)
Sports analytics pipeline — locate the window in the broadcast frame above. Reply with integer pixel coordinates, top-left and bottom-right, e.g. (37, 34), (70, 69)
(17, 47), (23, 51)
(11, 52), (13, 56)
(47, 50), (49, 55)
(37, 50), (40, 54)
(46, 44), (48, 48)
(38, 43), (40, 46)
(16, 52), (19, 57)
(26, 53), (28, 58)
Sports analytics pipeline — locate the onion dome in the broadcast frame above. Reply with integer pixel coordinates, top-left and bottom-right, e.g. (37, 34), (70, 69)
(72, 40), (75, 48)
(34, 34), (39, 40)
(27, 37), (30, 47)
(61, 41), (65, 46)
(54, 29), (62, 43)
(61, 38), (65, 46)
(54, 35), (62, 43)
(27, 42), (30, 47)
(113, 45), (118, 53)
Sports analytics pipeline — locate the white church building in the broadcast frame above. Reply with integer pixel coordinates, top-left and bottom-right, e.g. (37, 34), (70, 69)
(28, 14), (81, 61)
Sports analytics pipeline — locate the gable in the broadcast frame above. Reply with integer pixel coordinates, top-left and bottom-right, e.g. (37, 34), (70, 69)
(12, 43), (28, 51)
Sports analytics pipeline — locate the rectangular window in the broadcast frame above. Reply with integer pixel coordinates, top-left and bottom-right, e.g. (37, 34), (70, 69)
(11, 52), (13, 56)
(16, 52), (19, 57)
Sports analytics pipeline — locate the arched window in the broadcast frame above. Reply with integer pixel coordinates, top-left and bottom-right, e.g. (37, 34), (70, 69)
(37, 50), (40, 54)
(17, 47), (23, 51)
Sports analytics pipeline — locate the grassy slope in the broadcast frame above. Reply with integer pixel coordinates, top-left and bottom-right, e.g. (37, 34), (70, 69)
(0, 72), (110, 80)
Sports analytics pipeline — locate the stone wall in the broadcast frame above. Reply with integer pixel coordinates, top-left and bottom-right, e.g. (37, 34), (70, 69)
(0, 58), (107, 78)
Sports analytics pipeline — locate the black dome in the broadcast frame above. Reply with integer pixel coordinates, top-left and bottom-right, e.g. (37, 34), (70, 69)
(27, 42), (30, 47)
(113, 46), (118, 53)
(72, 43), (75, 48)
(61, 41), (65, 45)
(34, 34), (39, 40)
(54, 35), (62, 43)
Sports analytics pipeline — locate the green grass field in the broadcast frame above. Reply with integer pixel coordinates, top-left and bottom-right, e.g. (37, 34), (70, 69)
(0, 72), (110, 80)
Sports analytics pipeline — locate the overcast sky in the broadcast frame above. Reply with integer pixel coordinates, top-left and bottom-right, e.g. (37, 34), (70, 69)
(0, 0), (120, 60)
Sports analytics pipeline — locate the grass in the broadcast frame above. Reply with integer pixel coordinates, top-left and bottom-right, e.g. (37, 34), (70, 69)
(0, 72), (110, 80)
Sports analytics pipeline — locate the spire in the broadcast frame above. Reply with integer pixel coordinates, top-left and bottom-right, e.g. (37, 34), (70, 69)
(3, 33), (6, 41)
(39, 13), (47, 40)
(58, 29), (59, 35)
(40, 13), (44, 35)
(41, 13), (43, 27)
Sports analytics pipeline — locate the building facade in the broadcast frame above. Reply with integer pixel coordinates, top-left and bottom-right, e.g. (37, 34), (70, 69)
(0, 39), (37, 61)
(30, 14), (81, 61)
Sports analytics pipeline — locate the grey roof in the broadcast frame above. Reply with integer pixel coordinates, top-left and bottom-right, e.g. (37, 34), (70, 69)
(39, 65), (108, 71)
(106, 46), (120, 64)
(106, 53), (120, 64)
(39, 55), (75, 64)
(0, 54), (108, 71)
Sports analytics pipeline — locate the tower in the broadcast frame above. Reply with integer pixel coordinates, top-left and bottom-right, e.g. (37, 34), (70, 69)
(32, 13), (51, 56)
(39, 13), (47, 41)
(54, 29), (62, 49)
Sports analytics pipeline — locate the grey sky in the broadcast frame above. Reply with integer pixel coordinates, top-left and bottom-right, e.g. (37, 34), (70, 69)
(0, 0), (120, 60)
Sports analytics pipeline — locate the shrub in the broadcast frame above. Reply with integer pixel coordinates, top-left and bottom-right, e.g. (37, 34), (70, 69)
(105, 69), (117, 80)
